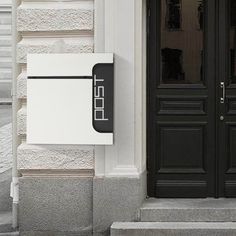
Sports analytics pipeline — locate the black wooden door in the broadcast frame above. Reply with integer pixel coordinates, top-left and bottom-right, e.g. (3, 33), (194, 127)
(218, 0), (236, 197)
(147, 0), (218, 198)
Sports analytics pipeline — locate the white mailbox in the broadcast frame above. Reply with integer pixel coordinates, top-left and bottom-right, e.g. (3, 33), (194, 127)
(27, 53), (114, 145)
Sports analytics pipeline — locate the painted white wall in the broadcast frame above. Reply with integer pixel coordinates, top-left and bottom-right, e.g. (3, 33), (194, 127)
(94, 0), (147, 177)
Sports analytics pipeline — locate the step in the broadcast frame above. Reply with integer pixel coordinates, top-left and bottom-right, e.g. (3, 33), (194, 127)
(0, 25), (11, 35)
(0, 98), (12, 105)
(0, 18), (11, 25)
(0, 211), (12, 233)
(0, 232), (19, 236)
(0, 58), (12, 68)
(0, 80), (11, 84)
(140, 198), (236, 222)
(111, 222), (236, 236)
(0, 231), (20, 236)
(0, 68), (12, 79)
(0, 47), (11, 57)
(0, 36), (11, 46)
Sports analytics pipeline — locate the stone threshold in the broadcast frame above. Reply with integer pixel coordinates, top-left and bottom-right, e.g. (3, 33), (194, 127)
(140, 198), (236, 222)
(111, 222), (236, 236)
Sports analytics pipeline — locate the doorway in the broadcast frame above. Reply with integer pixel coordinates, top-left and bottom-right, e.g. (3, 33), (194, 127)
(147, 0), (236, 197)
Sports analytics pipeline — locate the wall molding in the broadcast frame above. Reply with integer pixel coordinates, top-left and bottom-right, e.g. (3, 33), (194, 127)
(94, 0), (147, 177)
(20, 169), (94, 178)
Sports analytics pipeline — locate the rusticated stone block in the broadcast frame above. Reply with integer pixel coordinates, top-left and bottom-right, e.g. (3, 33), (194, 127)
(17, 105), (26, 136)
(17, 38), (94, 64)
(17, 143), (94, 171)
(17, 72), (27, 99)
(17, 4), (93, 32)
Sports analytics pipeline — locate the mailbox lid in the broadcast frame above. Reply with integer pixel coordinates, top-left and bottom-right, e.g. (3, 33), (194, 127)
(27, 53), (113, 77)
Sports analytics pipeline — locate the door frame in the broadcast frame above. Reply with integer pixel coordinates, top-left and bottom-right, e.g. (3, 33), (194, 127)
(94, 0), (148, 178)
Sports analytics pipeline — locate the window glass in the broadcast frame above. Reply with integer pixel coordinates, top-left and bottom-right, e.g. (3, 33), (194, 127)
(161, 0), (204, 84)
(230, 0), (236, 83)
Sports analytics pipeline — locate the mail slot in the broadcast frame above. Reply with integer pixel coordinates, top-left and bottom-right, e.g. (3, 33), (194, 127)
(27, 53), (114, 145)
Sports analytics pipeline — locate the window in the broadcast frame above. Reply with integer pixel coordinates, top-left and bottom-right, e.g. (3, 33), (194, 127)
(230, 0), (236, 83)
(161, 0), (204, 84)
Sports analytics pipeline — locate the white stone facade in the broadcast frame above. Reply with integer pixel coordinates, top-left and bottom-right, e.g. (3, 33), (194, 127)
(18, 143), (94, 171)
(16, 0), (146, 177)
(17, 3), (93, 32)
(15, 1), (147, 234)
(16, 0), (95, 172)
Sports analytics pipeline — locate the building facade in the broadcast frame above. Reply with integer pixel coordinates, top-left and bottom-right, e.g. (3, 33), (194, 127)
(13, 0), (236, 235)
(15, 0), (146, 235)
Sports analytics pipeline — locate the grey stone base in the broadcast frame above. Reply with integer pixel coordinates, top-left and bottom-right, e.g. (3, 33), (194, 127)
(93, 172), (146, 236)
(19, 172), (146, 236)
(20, 231), (91, 236)
(19, 177), (93, 236)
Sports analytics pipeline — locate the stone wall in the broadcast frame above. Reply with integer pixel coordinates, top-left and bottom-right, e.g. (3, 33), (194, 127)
(16, 1), (147, 235)
(16, 1), (95, 235)
(16, 0), (95, 173)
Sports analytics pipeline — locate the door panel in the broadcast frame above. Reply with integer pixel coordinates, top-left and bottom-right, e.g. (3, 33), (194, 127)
(147, 0), (216, 197)
(218, 0), (236, 197)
